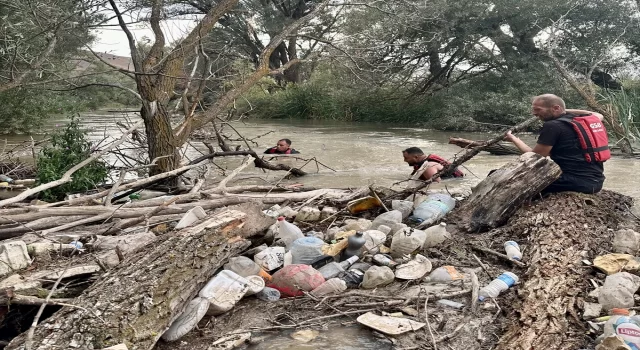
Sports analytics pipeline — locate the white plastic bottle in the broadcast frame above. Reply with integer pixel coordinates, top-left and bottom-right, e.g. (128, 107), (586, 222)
(423, 222), (451, 248)
(370, 210), (403, 230)
(412, 194), (456, 225)
(603, 308), (640, 348)
(274, 217), (304, 250)
(504, 241), (522, 261)
(478, 272), (518, 301)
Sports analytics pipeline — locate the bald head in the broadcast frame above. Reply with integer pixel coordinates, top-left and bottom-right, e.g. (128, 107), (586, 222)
(531, 94), (566, 121)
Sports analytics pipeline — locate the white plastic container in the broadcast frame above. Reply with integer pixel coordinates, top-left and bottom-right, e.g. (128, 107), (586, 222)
(424, 266), (464, 283)
(244, 275), (266, 296)
(391, 200), (414, 219)
(162, 297), (209, 341)
(370, 210), (403, 230)
(199, 270), (249, 315)
(274, 217), (304, 250)
(254, 247), (286, 271)
(504, 241), (522, 261)
(310, 278), (348, 297)
(478, 272), (518, 301)
(390, 227), (427, 258)
(224, 256), (261, 277)
(423, 222), (451, 248)
(290, 237), (324, 265)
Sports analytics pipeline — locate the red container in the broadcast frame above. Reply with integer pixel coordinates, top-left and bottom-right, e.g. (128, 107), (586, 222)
(268, 264), (325, 297)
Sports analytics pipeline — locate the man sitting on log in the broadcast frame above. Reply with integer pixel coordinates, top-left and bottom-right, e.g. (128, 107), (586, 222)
(264, 138), (300, 154)
(402, 147), (464, 181)
(504, 94), (609, 194)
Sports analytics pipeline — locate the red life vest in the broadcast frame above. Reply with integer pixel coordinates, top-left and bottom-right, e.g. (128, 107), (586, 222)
(558, 114), (611, 163)
(412, 155), (464, 178)
(267, 147), (292, 154)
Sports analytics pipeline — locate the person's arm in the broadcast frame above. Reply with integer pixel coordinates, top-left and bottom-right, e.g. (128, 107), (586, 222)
(421, 162), (443, 182)
(504, 131), (552, 157)
(566, 108), (604, 121)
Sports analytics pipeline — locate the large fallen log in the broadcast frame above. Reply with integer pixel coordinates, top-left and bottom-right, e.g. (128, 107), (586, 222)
(454, 152), (561, 232)
(495, 191), (634, 350)
(5, 208), (253, 350)
(448, 137), (520, 155)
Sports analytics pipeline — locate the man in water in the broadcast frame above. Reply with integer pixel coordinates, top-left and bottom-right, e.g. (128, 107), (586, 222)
(264, 138), (300, 154)
(402, 147), (464, 181)
(504, 94), (606, 194)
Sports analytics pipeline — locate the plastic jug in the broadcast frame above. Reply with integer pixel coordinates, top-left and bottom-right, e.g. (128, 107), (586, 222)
(254, 247), (286, 272)
(412, 194), (455, 225)
(424, 266), (464, 283)
(504, 241), (522, 261)
(318, 256), (359, 280)
(390, 227), (427, 258)
(290, 237), (324, 265)
(224, 256), (261, 277)
(603, 308), (640, 349)
(423, 223), (451, 248)
(310, 278), (348, 297)
(391, 200), (414, 219)
(274, 217), (304, 249)
(162, 297), (209, 341)
(199, 270), (250, 315)
(268, 264), (325, 297)
(478, 272), (518, 301)
(361, 266), (395, 289)
(370, 210), (403, 230)
(341, 231), (366, 261)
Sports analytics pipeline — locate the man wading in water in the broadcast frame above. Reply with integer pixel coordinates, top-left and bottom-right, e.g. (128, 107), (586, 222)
(402, 147), (464, 182)
(504, 94), (609, 194)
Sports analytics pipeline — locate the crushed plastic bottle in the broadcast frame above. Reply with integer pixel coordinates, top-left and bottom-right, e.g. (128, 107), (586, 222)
(411, 193), (455, 226)
(199, 270), (250, 315)
(391, 200), (414, 219)
(602, 308), (640, 349)
(370, 210), (403, 230)
(372, 254), (397, 267)
(478, 272), (518, 301)
(390, 227), (427, 258)
(423, 222), (450, 248)
(290, 237), (324, 265)
(424, 266), (464, 283)
(274, 217), (304, 250)
(504, 241), (522, 261)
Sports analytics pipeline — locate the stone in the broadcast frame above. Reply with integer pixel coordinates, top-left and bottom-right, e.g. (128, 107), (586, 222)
(290, 329), (319, 343)
(276, 206), (298, 219)
(343, 218), (372, 232)
(295, 206), (322, 222)
(593, 254), (640, 275)
(0, 274), (41, 291)
(612, 229), (640, 255)
(377, 225), (391, 235)
(361, 266), (394, 289)
(582, 302), (602, 319)
(598, 272), (640, 311)
(0, 241), (30, 277)
(321, 206), (338, 220)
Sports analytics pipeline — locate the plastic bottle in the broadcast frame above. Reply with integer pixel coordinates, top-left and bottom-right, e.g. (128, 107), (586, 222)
(254, 247), (286, 272)
(290, 237), (324, 265)
(69, 241), (83, 250)
(224, 256), (261, 277)
(244, 275), (266, 296)
(341, 231), (366, 261)
(162, 297), (209, 341)
(372, 254), (397, 267)
(424, 266), (464, 283)
(341, 268), (365, 288)
(602, 308), (640, 348)
(274, 217), (304, 250)
(411, 194), (456, 225)
(310, 278), (348, 297)
(478, 272), (519, 301)
(370, 210), (403, 230)
(504, 241), (522, 261)
(318, 256), (359, 280)
(199, 270), (250, 315)
(391, 200), (414, 219)
(256, 287), (280, 302)
(390, 227), (427, 258)
(423, 223), (451, 248)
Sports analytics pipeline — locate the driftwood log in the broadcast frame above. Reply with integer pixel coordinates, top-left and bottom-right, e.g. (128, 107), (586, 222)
(455, 152), (561, 232)
(5, 209), (255, 350)
(495, 191), (634, 350)
(448, 137), (520, 156)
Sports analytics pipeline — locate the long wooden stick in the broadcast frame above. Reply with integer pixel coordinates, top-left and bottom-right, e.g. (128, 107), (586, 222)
(0, 122), (143, 207)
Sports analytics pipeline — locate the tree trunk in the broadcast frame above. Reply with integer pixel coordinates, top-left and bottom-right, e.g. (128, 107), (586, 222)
(454, 152), (561, 232)
(6, 209), (250, 350)
(448, 137), (521, 156)
(140, 104), (180, 181)
(495, 191), (633, 350)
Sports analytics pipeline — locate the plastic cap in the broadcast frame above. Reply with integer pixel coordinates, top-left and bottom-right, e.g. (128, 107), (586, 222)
(611, 308), (630, 316)
(440, 222), (447, 227)
(278, 217), (285, 221)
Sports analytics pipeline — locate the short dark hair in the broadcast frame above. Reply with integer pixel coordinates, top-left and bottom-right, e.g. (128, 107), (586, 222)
(403, 147), (424, 155)
(278, 138), (292, 145)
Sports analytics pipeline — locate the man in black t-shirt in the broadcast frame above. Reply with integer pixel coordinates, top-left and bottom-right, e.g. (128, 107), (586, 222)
(504, 94), (605, 194)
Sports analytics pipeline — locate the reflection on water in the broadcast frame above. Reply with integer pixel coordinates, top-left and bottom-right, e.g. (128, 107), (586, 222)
(2, 113), (639, 201)
(246, 325), (390, 350)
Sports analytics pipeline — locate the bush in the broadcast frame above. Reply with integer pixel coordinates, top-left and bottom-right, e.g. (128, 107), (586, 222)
(36, 117), (108, 202)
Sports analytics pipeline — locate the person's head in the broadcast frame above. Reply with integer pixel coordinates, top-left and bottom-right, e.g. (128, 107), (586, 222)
(531, 94), (566, 121)
(276, 138), (292, 152)
(402, 147), (427, 166)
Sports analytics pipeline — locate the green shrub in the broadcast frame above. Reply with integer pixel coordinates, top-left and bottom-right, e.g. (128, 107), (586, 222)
(36, 117), (108, 202)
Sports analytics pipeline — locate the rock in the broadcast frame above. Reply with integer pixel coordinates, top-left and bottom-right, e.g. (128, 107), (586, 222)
(582, 302), (602, 319)
(391, 200), (414, 219)
(361, 266), (394, 289)
(390, 223), (407, 234)
(596, 336), (632, 350)
(175, 206), (207, 229)
(343, 219), (372, 232)
(0, 274), (41, 291)
(598, 272), (640, 311)
(295, 206), (322, 222)
(290, 329), (319, 343)
(593, 254), (640, 275)
(377, 225), (391, 235)
(325, 227), (341, 241)
(613, 229), (640, 255)
(0, 241), (30, 277)
(589, 287), (601, 299)
(321, 206), (338, 220)
(357, 312), (426, 335)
